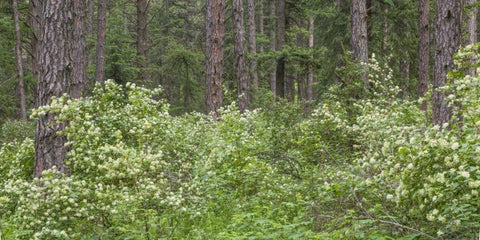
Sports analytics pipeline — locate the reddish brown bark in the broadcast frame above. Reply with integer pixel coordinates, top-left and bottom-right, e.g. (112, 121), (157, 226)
(95, 0), (107, 87)
(233, 0), (250, 112)
(418, 0), (429, 111)
(248, 0), (258, 90)
(350, 0), (368, 86)
(71, 0), (87, 98)
(205, 0), (226, 118)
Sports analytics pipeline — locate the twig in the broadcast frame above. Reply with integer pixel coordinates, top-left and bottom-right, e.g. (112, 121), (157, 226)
(377, 220), (437, 240)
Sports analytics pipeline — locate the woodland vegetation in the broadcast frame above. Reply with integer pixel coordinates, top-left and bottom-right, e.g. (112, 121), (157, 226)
(1, 0), (480, 239)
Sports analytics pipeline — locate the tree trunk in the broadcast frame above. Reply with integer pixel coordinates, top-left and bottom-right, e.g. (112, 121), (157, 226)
(248, 0), (258, 90)
(307, 17), (314, 103)
(233, 0), (250, 112)
(258, 0), (264, 53)
(433, 0), (461, 126)
(95, 0), (107, 87)
(418, 0), (429, 111)
(137, 0), (149, 81)
(276, 0), (286, 99)
(465, 0), (477, 45)
(87, 0), (94, 66)
(350, 0), (368, 86)
(29, 0), (42, 82)
(205, 0), (226, 119)
(71, 0), (87, 99)
(269, 0), (276, 99)
(464, 0), (477, 76)
(13, 0), (27, 120)
(34, 0), (73, 177)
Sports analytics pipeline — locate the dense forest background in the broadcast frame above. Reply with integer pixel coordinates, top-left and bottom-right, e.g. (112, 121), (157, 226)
(1, 0), (480, 239)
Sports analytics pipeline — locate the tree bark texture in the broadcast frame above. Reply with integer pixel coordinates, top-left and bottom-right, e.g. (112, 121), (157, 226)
(247, 0), (258, 90)
(276, 0), (286, 99)
(71, 0), (87, 99)
(258, 0), (264, 53)
(464, 0), (477, 76)
(418, 0), (429, 111)
(350, 0), (368, 85)
(233, 0), (250, 112)
(307, 17), (314, 103)
(13, 0), (27, 120)
(465, 0), (477, 45)
(269, 0), (276, 99)
(34, 0), (73, 177)
(433, 0), (461, 126)
(95, 0), (107, 87)
(205, 0), (226, 118)
(87, 0), (94, 66)
(29, 0), (42, 82)
(137, 0), (149, 81)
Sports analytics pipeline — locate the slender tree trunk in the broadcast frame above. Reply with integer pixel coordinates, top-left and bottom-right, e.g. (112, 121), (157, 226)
(137, 0), (149, 81)
(248, 0), (258, 90)
(269, 0), (276, 99)
(350, 0), (369, 86)
(13, 0), (27, 120)
(34, 0), (73, 177)
(258, 0), (264, 53)
(433, 0), (461, 126)
(418, 0), (429, 111)
(87, 0), (94, 67)
(307, 17), (314, 103)
(276, 0), (286, 99)
(465, 0), (477, 76)
(465, 0), (477, 45)
(233, 0), (250, 112)
(71, 0), (87, 98)
(95, 0), (107, 87)
(205, 0), (226, 118)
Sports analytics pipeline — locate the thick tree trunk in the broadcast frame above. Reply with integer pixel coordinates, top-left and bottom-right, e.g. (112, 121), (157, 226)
(233, 0), (250, 112)
(95, 0), (107, 87)
(433, 0), (461, 126)
(137, 0), (149, 81)
(13, 0), (27, 120)
(248, 0), (258, 90)
(71, 0), (87, 99)
(307, 17), (314, 103)
(269, 0), (276, 99)
(350, 0), (368, 86)
(34, 0), (73, 177)
(276, 0), (285, 98)
(418, 0), (429, 111)
(205, 0), (225, 118)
